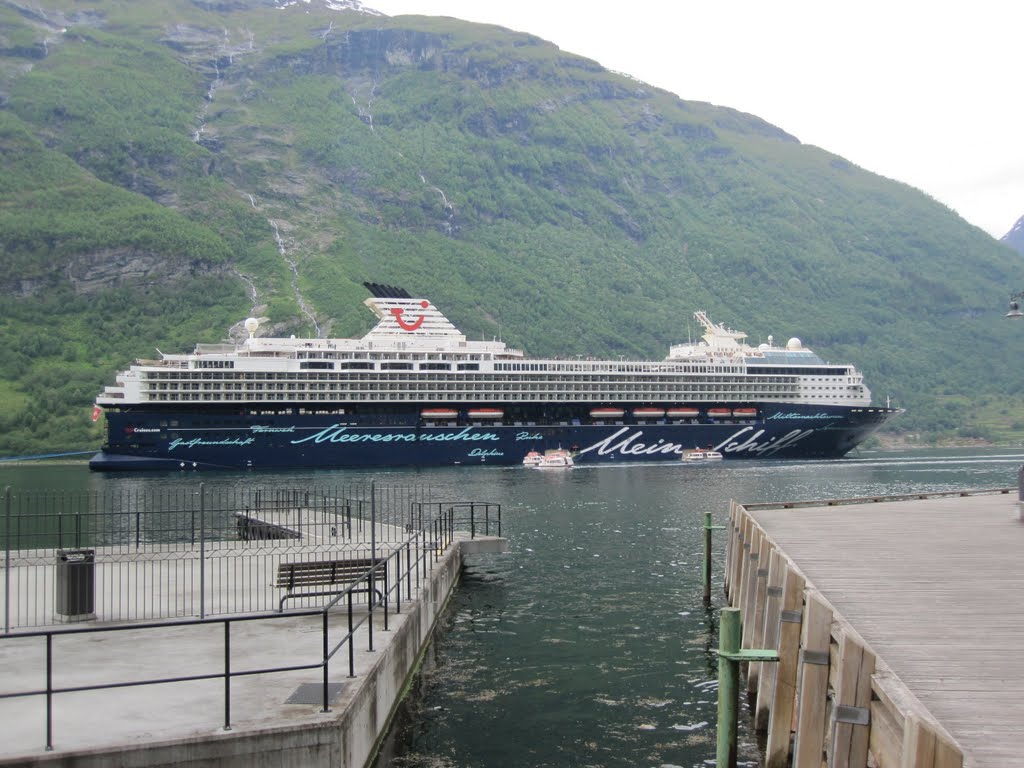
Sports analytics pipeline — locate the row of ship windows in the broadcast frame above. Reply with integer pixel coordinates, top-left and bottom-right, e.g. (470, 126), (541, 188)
(138, 393), (856, 405)
(196, 360), (747, 374)
(143, 372), (853, 386)
(138, 378), (855, 392)
(138, 393), (858, 405)
(193, 359), (853, 376)
(138, 383), (803, 396)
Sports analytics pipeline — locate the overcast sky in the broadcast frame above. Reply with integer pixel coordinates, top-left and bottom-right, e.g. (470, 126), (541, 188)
(366, 0), (1023, 240)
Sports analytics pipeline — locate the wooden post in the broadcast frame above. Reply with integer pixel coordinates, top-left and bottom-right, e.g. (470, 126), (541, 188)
(765, 564), (804, 768)
(754, 547), (785, 730)
(727, 505), (743, 604)
(734, 515), (754, 609)
(741, 525), (762, 647)
(733, 513), (753, 607)
(724, 503), (737, 595)
(899, 716), (962, 768)
(901, 715), (935, 768)
(933, 733), (964, 768)
(832, 633), (875, 768)
(747, 534), (772, 693)
(717, 607), (742, 768)
(793, 592), (832, 768)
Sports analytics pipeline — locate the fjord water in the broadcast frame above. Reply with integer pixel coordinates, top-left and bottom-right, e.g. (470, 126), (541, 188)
(3, 449), (1021, 767)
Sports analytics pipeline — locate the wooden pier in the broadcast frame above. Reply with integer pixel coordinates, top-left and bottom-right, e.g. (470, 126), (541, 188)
(726, 488), (1022, 768)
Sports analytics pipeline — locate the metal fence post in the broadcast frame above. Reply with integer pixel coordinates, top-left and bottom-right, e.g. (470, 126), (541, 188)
(4, 486), (10, 634)
(45, 632), (53, 751)
(223, 619), (232, 731)
(322, 610), (331, 711)
(199, 483), (206, 619)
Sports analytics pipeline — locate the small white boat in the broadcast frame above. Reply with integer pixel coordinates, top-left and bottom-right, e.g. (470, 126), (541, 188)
(682, 448), (723, 463)
(531, 448), (575, 468)
(522, 450), (544, 467)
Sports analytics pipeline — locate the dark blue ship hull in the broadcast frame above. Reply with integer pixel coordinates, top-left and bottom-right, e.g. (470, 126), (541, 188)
(89, 404), (897, 471)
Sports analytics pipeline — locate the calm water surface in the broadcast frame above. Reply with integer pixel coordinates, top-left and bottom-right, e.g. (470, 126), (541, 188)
(4, 448), (1021, 767)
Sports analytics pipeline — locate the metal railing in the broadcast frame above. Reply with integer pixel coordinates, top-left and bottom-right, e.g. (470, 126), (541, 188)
(2, 484), (500, 630)
(412, 501), (502, 540)
(1, 483), (441, 552)
(0, 490), (480, 751)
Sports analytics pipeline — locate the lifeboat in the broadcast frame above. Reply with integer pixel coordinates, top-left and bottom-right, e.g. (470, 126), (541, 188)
(707, 408), (732, 418)
(733, 407), (757, 418)
(468, 408), (504, 419)
(590, 408), (625, 419)
(666, 407), (700, 419)
(522, 450), (543, 467)
(632, 408), (665, 419)
(421, 408), (459, 419)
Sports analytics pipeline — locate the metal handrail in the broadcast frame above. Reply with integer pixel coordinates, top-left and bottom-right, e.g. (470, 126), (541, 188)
(0, 510), (458, 752)
(410, 501), (501, 538)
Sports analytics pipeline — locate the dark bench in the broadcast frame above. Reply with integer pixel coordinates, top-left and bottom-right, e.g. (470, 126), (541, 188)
(276, 557), (387, 612)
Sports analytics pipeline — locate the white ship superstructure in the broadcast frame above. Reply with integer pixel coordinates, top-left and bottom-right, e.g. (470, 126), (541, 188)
(97, 295), (870, 411)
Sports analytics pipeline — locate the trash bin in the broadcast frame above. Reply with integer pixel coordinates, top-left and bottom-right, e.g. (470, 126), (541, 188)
(55, 549), (95, 619)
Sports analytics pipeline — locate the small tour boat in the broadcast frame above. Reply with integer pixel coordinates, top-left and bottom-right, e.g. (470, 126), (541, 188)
(682, 448), (724, 463)
(522, 450), (544, 467)
(530, 448), (575, 468)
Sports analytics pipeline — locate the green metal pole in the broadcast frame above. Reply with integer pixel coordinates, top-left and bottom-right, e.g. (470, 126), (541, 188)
(704, 511), (713, 603)
(716, 607), (741, 768)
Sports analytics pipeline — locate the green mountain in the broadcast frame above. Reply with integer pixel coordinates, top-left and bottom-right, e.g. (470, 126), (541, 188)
(1, 0), (1021, 457)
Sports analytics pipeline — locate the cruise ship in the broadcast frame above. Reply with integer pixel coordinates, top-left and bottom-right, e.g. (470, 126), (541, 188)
(88, 283), (900, 470)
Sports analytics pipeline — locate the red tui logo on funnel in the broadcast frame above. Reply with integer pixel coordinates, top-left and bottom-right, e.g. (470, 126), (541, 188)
(390, 301), (430, 331)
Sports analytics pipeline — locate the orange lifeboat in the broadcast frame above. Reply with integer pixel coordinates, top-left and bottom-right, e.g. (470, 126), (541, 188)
(632, 408), (665, 419)
(666, 407), (700, 418)
(421, 408), (459, 419)
(468, 408), (504, 419)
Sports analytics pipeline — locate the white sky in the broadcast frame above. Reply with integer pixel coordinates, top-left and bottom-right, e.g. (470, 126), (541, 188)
(366, 0), (1024, 239)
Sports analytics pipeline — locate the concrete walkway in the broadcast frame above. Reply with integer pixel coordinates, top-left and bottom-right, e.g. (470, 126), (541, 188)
(0, 534), (507, 767)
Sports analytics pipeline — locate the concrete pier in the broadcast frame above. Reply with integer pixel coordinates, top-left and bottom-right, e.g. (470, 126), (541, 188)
(0, 533), (508, 767)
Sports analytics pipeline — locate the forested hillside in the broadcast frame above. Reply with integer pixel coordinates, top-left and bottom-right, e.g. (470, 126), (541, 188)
(1, 0), (1022, 456)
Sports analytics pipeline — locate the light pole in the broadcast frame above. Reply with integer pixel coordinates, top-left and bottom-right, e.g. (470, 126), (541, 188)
(1007, 291), (1024, 318)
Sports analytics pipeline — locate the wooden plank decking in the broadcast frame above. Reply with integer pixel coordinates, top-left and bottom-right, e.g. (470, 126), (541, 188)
(729, 490), (1023, 768)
